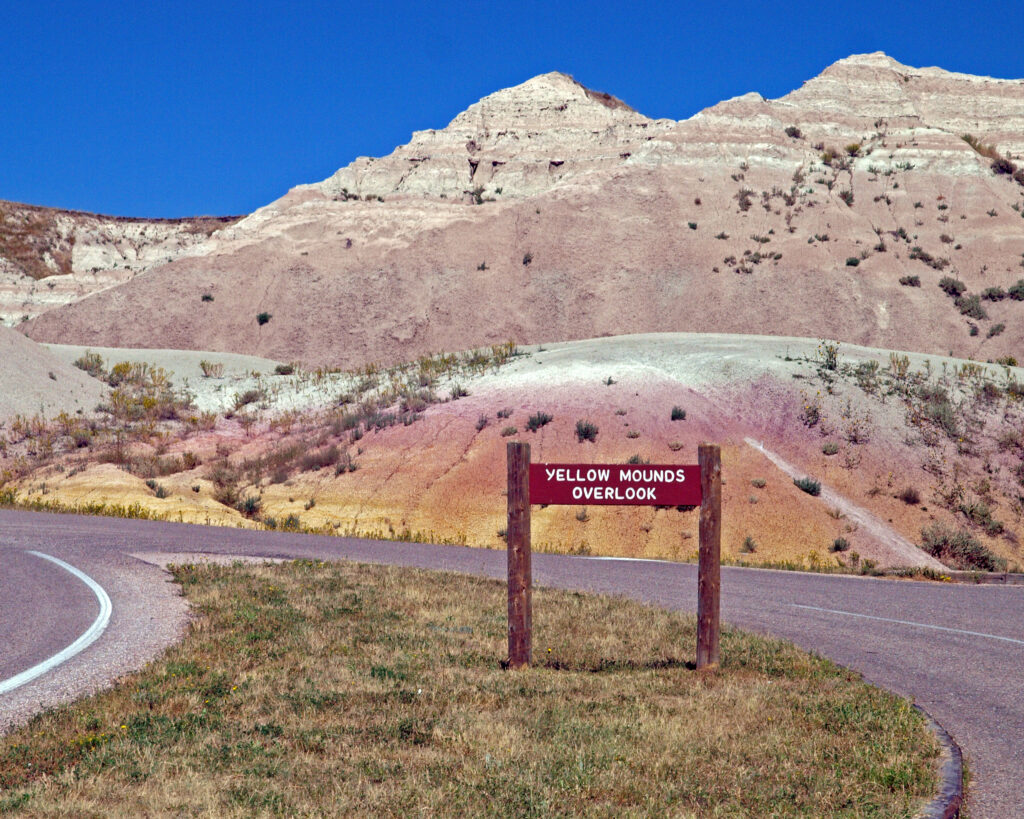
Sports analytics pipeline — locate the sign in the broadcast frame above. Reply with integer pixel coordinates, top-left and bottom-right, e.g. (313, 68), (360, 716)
(505, 445), (721, 671)
(529, 462), (702, 506)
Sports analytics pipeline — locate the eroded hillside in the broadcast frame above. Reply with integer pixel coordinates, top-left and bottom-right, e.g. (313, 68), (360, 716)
(0, 201), (239, 324)
(4, 335), (1022, 574)
(19, 54), (1024, 367)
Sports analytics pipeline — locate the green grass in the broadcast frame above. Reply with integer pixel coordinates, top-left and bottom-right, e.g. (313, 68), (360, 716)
(0, 561), (939, 816)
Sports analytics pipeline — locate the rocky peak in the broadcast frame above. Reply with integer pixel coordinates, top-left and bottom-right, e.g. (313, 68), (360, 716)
(307, 71), (659, 202)
(447, 71), (645, 132)
(782, 53), (1024, 151)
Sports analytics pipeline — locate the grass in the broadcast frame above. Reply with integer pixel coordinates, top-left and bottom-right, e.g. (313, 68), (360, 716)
(0, 560), (939, 816)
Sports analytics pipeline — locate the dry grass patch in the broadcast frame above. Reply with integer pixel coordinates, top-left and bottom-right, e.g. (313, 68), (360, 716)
(0, 562), (938, 816)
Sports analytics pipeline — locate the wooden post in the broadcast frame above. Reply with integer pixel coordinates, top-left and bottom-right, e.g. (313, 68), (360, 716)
(506, 441), (532, 668)
(697, 443), (721, 670)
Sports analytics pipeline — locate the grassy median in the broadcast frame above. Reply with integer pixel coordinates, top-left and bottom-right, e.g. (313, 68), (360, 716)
(1, 560), (938, 816)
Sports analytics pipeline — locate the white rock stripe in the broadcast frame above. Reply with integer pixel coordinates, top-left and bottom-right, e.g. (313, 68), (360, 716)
(744, 437), (947, 571)
(0, 551), (113, 695)
(791, 603), (1024, 646)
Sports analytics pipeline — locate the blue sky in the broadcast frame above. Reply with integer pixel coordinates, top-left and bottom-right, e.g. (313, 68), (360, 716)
(3, 0), (1022, 217)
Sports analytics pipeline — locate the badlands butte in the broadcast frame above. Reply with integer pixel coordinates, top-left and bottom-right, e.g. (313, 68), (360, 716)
(2, 52), (1024, 571)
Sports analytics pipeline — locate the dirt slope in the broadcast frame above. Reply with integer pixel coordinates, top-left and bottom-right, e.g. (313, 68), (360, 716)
(0, 327), (105, 420)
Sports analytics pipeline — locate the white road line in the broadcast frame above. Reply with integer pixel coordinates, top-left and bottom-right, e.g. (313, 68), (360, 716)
(791, 603), (1024, 646)
(0, 551), (113, 695)
(587, 556), (670, 564)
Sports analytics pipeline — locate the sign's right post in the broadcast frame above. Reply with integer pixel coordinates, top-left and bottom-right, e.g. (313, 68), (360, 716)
(697, 443), (721, 670)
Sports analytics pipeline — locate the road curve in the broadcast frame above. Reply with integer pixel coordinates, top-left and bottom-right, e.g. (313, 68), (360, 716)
(2, 509), (1021, 817)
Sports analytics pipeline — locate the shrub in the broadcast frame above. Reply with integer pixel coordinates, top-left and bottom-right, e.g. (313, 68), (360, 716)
(958, 498), (1004, 535)
(1008, 279), (1024, 300)
(794, 476), (821, 496)
(899, 275), (921, 287)
(201, 293), (214, 302)
(73, 351), (106, 378)
(845, 257), (860, 267)
(670, 406), (687, 421)
(199, 360), (224, 378)
(751, 478), (766, 488)
(741, 535), (757, 553)
(830, 537), (850, 552)
(626, 454), (650, 464)
(784, 125), (802, 139)
(522, 252), (533, 266)
(921, 522), (1006, 571)
(299, 445), (341, 472)
(818, 339), (840, 370)
(274, 363), (295, 375)
(955, 294), (987, 320)
(918, 383), (958, 435)
(450, 383), (469, 400)
(822, 442), (839, 456)
(987, 323), (1005, 339)
(938, 276), (966, 296)
(237, 495), (262, 519)
(475, 415), (489, 431)
(525, 412), (552, 432)
(992, 156), (1017, 175)
(497, 407), (513, 419)
(839, 189), (854, 206)
(212, 483), (240, 508)
(688, 222), (698, 230)
(898, 486), (921, 505)
(233, 388), (265, 410)
(981, 286), (1006, 301)
(575, 420), (598, 443)
(335, 455), (358, 475)
(257, 312), (272, 326)
(501, 426), (518, 437)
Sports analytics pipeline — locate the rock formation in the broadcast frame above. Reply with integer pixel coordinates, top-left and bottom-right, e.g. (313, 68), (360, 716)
(0, 201), (238, 323)
(17, 53), (1024, 367)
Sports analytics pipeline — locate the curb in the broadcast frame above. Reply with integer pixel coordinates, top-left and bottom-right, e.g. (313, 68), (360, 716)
(915, 705), (964, 818)
(944, 571), (1024, 585)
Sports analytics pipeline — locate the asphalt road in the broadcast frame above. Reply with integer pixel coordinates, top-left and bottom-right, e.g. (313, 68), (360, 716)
(2, 510), (1022, 816)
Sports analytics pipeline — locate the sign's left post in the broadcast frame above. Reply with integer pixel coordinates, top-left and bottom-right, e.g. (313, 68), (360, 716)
(506, 441), (532, 668)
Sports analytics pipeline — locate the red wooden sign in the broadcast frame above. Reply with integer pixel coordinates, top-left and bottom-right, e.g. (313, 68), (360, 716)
(529, 463), (702, 506)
